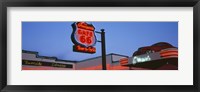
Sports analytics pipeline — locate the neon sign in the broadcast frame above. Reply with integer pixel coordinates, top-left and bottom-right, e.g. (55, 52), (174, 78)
(71, 22), (96, 53)
(22, 60), (73, 68)
(133, 55), (151, 63)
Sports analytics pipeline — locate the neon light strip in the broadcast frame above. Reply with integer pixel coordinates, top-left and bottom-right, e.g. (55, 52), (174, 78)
(160, 52), (178, 56)
(160, 53), (178, 56)
(160, 50), (178, 54)
(160, 54), (178, 58)
(120, 62), (128, 65)
(120, 62), (128, 64)
(120, 60), (128, 62)
(160, 50), (178, 53)
(161, 54), (178, 57)
(160, 49), (178, 58)
(120, 58), (128, 65)
(161, 56), (178, 58)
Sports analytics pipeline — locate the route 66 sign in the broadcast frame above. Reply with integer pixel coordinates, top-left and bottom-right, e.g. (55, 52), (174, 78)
(71, 22), (96, 53)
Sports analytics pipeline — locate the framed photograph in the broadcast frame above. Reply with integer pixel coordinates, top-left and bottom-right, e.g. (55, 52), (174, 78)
(0, 0), (199, 92)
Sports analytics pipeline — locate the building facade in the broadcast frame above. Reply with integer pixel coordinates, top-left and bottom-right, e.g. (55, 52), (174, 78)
(120, 42), (178, 70)
(22, 50), (76, 70)
(22, 42), (178, 70)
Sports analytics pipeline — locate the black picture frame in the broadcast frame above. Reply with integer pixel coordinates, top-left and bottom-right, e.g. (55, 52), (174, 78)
(0, 0), (199, 92)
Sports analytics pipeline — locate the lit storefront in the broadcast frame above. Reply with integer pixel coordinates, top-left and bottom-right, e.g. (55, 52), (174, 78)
(22, 50), (132, 70)
(22, 50), (76, 70)
(22, 51), (148, 70)
(120, 42), (178, 70)
(22, 42), (178, 70)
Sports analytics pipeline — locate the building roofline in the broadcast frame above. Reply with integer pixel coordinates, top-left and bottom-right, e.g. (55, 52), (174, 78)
(22, 50), (78, 62)
(56, 59), (79, 63)
(79, 53), (129, 62)
(22, 50), (129, 63)
(109, 53), (129, 58)
(22, 50), (38, 54)
(36, 55), (58, 60)
(80, 55), (102, 62)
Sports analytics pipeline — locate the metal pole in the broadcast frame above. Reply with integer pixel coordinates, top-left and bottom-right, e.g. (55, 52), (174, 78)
(101, 29), (106, 70)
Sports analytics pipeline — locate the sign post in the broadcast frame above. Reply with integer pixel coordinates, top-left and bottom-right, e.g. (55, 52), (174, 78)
(95, 29), (107, 70)
(101, 29), (107, 70)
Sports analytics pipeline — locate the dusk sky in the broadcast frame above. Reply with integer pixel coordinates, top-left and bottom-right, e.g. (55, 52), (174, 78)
(22, 22), (178, 61)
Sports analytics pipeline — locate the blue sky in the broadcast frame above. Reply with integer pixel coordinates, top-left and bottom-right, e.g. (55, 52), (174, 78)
(22, 22), (178, 61)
